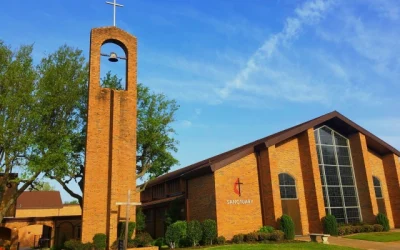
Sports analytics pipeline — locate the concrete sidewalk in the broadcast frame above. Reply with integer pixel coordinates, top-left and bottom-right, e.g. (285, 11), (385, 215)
(296, 235), (400, 250)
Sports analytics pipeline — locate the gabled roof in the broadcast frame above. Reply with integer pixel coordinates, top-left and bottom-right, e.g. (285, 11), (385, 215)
(16, 191), (63, 209)
(146, 111), (400, 188)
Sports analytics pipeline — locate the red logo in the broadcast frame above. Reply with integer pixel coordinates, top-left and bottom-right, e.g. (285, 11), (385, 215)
(233, 178), (243, 197)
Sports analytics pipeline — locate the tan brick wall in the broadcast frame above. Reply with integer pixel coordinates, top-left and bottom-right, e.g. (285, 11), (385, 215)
(187, 174), (216, 222)
(275, 137), (309, 235)
(298, 129), (325, 233)
(214, 153), (262, 239)
(349, 133), (378, 224)
(16, 205), (81, 218)
(383, 153), (400, 227)
(368, 149), (395, 228)
(82, 27), (138, 245)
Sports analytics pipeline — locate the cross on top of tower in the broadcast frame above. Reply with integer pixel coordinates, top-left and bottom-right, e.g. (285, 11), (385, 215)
(106, 0), (123, 27)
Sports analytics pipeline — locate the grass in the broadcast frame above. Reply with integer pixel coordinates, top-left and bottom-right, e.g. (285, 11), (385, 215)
(174, 242), (358, 250)
(345, 232), (400, 242)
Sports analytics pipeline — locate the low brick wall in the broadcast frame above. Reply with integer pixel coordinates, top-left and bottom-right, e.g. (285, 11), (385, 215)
(127, 247), (158, 250)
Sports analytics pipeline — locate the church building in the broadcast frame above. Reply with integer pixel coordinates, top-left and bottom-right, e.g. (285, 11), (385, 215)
(140, 111), (400, 239)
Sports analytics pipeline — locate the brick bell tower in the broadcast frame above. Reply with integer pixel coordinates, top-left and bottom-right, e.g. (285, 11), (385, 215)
(81, 26), (138, 246)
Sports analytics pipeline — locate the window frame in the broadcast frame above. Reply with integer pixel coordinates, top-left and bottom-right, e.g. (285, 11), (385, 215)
(314, 125), (363, 224)
(278, 173), (298, 200)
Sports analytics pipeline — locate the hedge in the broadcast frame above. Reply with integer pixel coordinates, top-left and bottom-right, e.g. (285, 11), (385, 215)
(92, 234), (107, 250)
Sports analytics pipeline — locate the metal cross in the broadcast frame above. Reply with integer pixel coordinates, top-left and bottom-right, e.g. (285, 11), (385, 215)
(106, 0), (124, 27)
(116, 190), (141, 250)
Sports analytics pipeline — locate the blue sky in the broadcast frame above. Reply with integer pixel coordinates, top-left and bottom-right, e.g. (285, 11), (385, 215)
(1, 0), (399, 202)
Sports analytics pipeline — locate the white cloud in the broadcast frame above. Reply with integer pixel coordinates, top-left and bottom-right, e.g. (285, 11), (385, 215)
(181, 120), (192, 127)
(218, 0), (336, 102)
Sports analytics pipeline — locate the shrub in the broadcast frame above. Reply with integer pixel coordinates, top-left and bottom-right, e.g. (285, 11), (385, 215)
(202, 219), (217, 245)
(279, 214), (295, 240)
(165, 220), (187, 249)
(244, 232), (258, 242)
(373, 224), (384, 232)
(215, 236), (226, 245)
(153, 237), (165, 248)
(376, 213), (390, 231)
(353, 225), (363, 233)
(362, 224), (374, 233)
(133, 232), (153, 247)
(93, 233), (107, 250)
(117, 222), (136, 239)
(178, 237), (192, 248)
(64, 240), (82, 250)
(269, 230), (284, 241)
(258, 232), (271, 241)
(231, 234), (245, 244)
(136, 207), (146, 232)
(323, 214), (338, 236)
(187, 220), (203, 246)
(259, 226), (274, 233)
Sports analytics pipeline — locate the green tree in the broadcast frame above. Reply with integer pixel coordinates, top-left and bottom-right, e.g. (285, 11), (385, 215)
(33, 182), (56, 191)
(0, 41), (87, 222)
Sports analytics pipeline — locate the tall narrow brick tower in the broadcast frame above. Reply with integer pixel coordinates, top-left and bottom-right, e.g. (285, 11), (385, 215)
(81, 27), (138, 246)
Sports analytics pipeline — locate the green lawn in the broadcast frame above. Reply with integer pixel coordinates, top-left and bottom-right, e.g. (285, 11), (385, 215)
(345, 232), (400, 242)
(195, 242), (357, 250)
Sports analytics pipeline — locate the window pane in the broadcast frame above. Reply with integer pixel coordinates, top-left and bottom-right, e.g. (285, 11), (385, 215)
(373, 177), (380, 187)
(279, 174), (295, 185)
(346, 208), (360, 219)
(280, 186), (297, 199)
(328, 187), (342, 197)
(334, 133), (348, 146)
(344, 196), (358, 206)
(341, 176), (354, 186)
(337, 147), (351, 165)
(331, 208), (345, 220)
(340, 167), (353, 176)
(342, 187), (356, 197)
(375, 187), (383, 198)
(321, 145), (337, 165)
(325, 166), (340, 185)
(329, 196), (343, 207)
(320, 127), (333, 145)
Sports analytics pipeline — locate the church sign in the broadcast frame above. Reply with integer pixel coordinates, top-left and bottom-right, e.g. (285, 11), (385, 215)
(227, 178), (253, 205)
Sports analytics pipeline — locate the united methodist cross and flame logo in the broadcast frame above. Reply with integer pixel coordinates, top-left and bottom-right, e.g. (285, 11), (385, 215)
(233, 178), (243, 197)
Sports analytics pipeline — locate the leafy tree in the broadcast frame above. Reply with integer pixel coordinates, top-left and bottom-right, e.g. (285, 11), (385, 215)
(0, 41), (87, 222)
(136, 207), (146, 232)
(32, 182), (56, 191)
(64, 200), (79, 205)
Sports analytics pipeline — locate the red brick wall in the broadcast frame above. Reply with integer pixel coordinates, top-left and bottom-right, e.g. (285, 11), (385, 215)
(214, 153), (262, 239)
(298, 129), (325, 233)
(368, 149), (395, 228)
(187, 174), (216, 222)
(383, 153), (400, 227)
(349, 133), (378, 224)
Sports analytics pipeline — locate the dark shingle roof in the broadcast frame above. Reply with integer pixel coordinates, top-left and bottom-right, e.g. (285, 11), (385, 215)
(17, 191), (63, 209)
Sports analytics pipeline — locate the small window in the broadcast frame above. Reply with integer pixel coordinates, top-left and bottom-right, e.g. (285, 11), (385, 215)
(373, 176), (383, 199)
(279, 173), (297, 199)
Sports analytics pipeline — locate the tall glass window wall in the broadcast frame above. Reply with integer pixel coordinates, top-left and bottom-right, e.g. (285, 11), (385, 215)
(314, 126), (362, 224)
